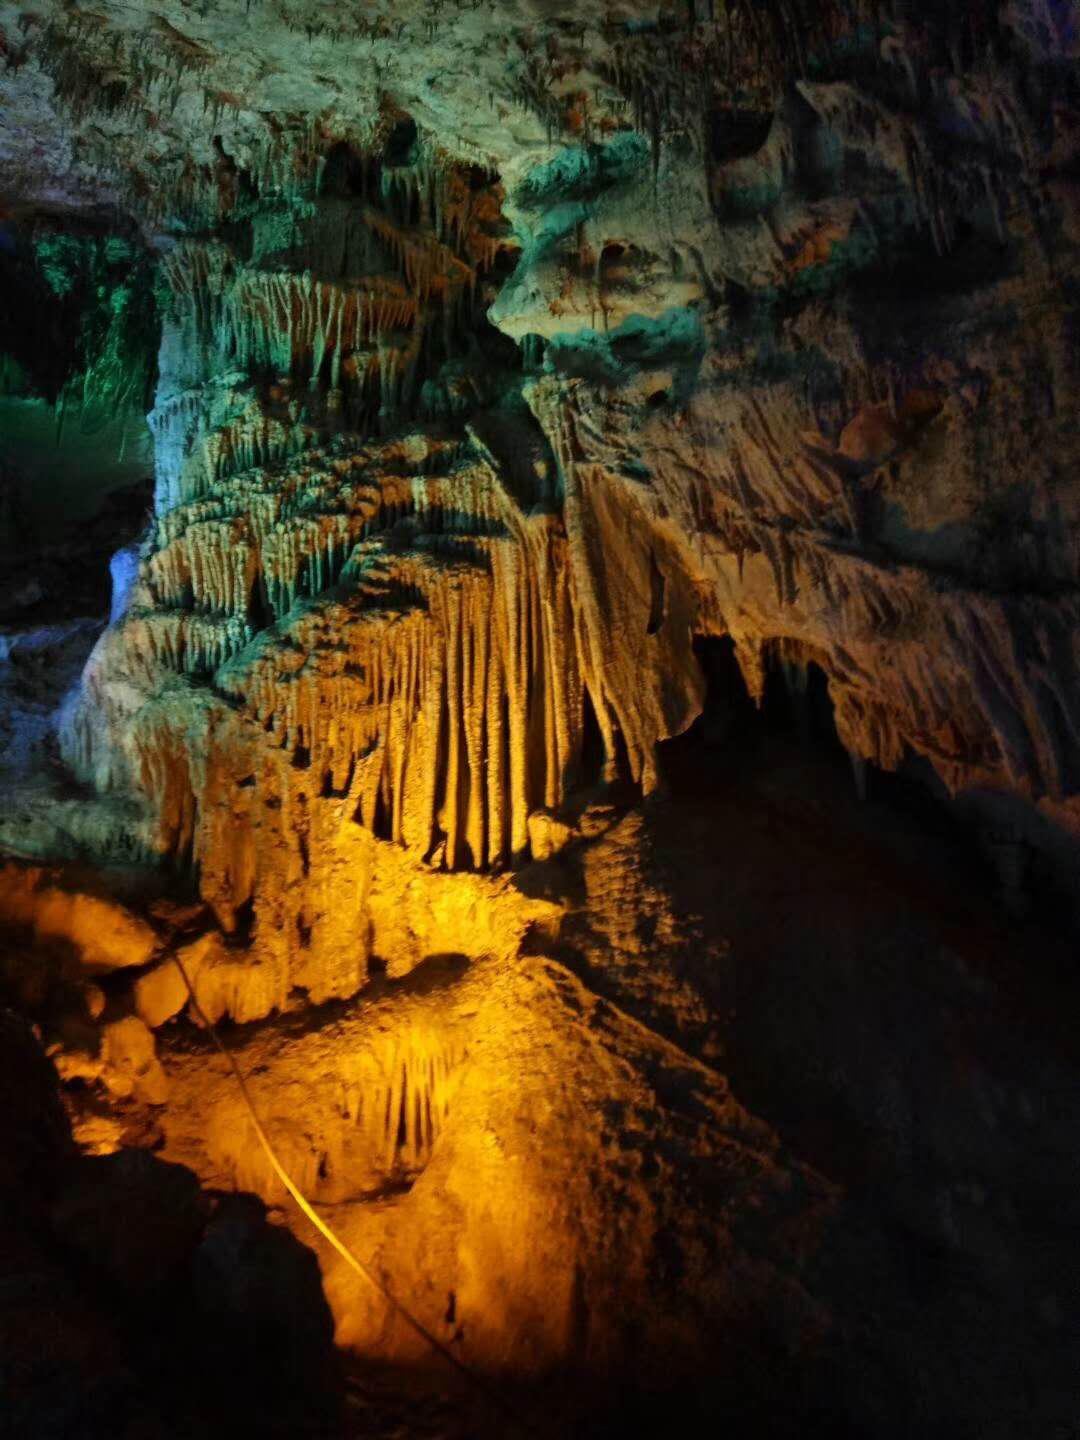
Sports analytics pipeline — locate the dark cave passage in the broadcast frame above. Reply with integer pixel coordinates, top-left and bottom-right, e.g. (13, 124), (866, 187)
(660, 633), (1080, 940)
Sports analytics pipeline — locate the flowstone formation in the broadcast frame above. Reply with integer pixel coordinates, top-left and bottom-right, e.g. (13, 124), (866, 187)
(1, 0), (1079, 1435)
(61, 142), (595, 1008)
(38, 0), (1080, 927)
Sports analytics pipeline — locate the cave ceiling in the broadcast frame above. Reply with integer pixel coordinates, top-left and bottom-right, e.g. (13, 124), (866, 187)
(3, 0), (1078, 841)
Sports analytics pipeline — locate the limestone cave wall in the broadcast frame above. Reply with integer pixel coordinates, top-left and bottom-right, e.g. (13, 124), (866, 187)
(49, 0), (1080, 1003)
(1, 0), (1079, 1434)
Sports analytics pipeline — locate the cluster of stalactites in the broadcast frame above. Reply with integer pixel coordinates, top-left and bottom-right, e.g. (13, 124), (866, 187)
(154, 229), (489, 501)
(149, 379), (314, 516)
(62, 132), (593, 875)
(335, 1027), (466, 1178)
(37, 2), (376, 228)
(700, 501), (1080, 802)
(211, 516), (583, 871)
(109, 425), (588, 872)
(143, 441), (500, 635)
(127, 609), (256, 681)
(651, 367), (1080, 802)
(210, 1023), (468, 1203)
(160, 243), (425, 383)
(155, 138), (502, 379)
(147, 497), (366, 628)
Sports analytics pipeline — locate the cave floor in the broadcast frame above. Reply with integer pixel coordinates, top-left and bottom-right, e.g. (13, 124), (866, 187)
(3, 674), (1076, 1439)
(114, 719), (1080, 1437)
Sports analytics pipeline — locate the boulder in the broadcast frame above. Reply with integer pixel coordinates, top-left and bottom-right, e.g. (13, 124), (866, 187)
(527, 809), (575, 862)
(178, 931), (283, 1027)
(100, 1016), (169, 1106)
(0, 864), (158, 974)
(132, 957), (188, 1029)
(52, 1149), (207, 1300)
(79, 980), (106, 1019)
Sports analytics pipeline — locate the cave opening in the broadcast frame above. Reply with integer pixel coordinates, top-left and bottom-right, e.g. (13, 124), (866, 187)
(661, 633), (849, 789)
(659, 632), (1080, 951)
(0, 217), (159, 583)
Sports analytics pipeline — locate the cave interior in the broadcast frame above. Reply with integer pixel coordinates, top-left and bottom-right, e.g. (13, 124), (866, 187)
(0, 1), (1079, 1436)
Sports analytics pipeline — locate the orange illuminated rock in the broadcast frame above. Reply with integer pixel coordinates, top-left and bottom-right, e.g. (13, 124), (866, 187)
(175, 931), (284, 1028)
(79, 981), (106, 1021)
(132, 958), (188, 1029)
(100, 1016), (169, 1106)
(526, 808), (574, 861)
(50, 1013), (169, 1107)
(157, 937), (836, 1390)
(0, 864), (158, 974)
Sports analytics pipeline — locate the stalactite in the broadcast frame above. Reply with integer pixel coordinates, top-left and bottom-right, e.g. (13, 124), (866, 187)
(52, 4), (1080, 1060)
(209, 1023), (468, 1201)
(189, 479), (585, 871)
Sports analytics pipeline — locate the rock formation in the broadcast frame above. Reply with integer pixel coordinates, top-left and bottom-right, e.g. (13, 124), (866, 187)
(1, 0), (1079, 1434)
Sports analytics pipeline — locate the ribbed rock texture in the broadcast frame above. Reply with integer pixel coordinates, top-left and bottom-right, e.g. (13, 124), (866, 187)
(27, 0), (1073, 962)
(1, 0), (1079, 1434)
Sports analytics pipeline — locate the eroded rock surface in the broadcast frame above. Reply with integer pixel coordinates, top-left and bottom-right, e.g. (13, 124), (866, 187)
(1, 0), (1079, 1435)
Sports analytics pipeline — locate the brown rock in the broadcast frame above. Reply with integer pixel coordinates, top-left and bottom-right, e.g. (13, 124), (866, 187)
(100, 1016), (169, 1106)
(0, 864), (158, 974)
(132, 958), (188, 1029)
(79, 981), (106, 1020)
(527, 809), (575, 862)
